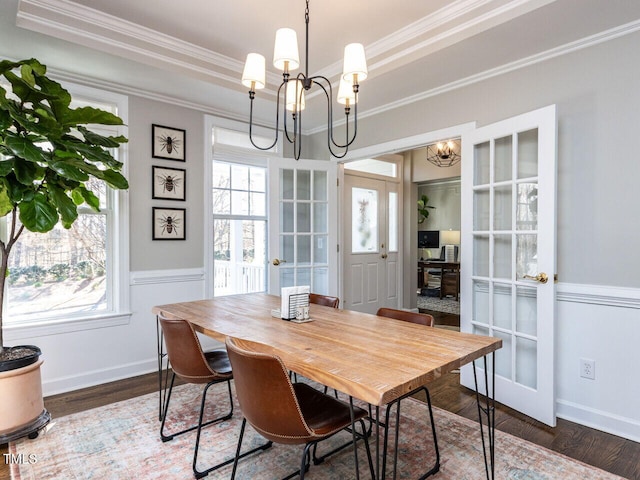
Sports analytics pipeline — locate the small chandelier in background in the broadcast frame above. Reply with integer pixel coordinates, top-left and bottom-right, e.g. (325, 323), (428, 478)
(426, 139), (461, 167)
(241, 0), (367, 160)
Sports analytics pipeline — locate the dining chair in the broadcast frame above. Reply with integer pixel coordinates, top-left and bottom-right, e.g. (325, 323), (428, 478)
(157, 315), (270, 479)
(374, 307), (440, 478)
(309, 293), (340, 308)
(225, 336), (374, 480)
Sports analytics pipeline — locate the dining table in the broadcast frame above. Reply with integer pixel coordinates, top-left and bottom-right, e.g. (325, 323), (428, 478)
(153, 293), (501, 479)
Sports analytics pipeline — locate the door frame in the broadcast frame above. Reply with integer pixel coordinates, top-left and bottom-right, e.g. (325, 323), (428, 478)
(336, 123), (476, 309)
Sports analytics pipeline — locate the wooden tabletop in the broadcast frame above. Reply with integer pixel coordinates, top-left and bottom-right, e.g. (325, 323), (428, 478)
(153, 293), (501, 406)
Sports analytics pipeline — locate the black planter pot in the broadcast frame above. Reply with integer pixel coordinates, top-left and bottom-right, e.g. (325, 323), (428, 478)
(0, 345), (42, 372)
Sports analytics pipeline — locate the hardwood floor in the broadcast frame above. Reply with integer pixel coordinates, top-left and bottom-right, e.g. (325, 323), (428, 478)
(2, 356), (639, 479)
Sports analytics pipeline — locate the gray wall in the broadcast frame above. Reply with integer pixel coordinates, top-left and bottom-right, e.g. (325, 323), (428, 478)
(128, 96), (205, 271)
(314, 30), (640, 289)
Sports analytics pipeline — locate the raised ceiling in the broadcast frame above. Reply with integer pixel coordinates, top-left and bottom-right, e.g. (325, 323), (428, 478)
(10, 0), (640, 132)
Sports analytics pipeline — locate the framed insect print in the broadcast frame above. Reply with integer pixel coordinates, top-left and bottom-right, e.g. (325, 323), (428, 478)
(153, 207), (186, 240)
(152, 124), (185, 161)
(152, 166), (186, 201)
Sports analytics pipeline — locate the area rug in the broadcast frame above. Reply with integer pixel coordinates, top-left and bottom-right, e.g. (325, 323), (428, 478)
(417, 295), (460, 315)
(10, 383), (623, 480)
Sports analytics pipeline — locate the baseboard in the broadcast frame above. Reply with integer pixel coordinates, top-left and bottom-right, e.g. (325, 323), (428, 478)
(557, 399), (640, 443)
(42, 358), (157, 397)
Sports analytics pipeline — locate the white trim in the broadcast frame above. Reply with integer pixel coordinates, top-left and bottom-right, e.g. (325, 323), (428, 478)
(4, 312), (132, 341)
(42, 357), (157, 397)
(15, 1), (640, 137)
(339, 122), (476, 162)
(129, 268), (205, 286)
(557, 395), (640, 444)
(557, 282), (640, 309)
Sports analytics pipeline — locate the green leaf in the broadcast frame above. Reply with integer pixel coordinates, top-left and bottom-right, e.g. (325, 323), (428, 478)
(48, 158), (90, 182)
(0, 186), (13, 217)
(33, 74), (71, 121)
(18, 193), (58, 233)
(4, 134), (48, 164)
(62, 107), (124, 127)
(74, 185), (100, 211)
(13, 158), (44, 185)
(48, 185), (77, 228)
(0, 158), (14, 176)
(99, 169), (129, 190)
(77, 126), (126, 148)
(20, 64), (36, 87)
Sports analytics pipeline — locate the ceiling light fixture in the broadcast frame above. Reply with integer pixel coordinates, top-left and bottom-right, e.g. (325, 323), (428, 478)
(426, 139), (461, 167)
(241, 0), (367, 160)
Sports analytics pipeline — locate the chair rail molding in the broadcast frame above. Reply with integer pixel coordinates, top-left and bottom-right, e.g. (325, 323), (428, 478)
(556, 282), (640, 309)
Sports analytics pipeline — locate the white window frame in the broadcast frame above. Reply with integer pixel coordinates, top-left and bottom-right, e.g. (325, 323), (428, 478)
(204, 115), (281, 298)
(4, 83), (131, 340)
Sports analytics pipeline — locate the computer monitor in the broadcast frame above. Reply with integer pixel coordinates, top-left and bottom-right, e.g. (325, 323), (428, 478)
(417, 230), (439, 248)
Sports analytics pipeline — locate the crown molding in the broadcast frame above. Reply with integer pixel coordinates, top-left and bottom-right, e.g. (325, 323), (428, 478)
(17, 0), (555, 100)
(306, 18), (640, 135)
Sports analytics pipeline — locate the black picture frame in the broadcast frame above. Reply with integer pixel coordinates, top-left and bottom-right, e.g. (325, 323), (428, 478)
(152, 124), (185, 161)
(152, 165), (186, 201)
(153, 207), (186, 240)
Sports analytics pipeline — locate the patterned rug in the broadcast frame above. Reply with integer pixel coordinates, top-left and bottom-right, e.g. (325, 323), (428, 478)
(10, 383), (623, 480)
(417, 295), (460, 315)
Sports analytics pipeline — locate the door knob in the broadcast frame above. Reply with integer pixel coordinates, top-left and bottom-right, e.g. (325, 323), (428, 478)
(272, 258), (287, 266)
(523, 272), (548, 284)
(381, 253), (388, 259)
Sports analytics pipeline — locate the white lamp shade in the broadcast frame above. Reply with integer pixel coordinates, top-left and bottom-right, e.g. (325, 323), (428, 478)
(241, 53), (266, 89)
(441, 230), (461, 245)
(342, 43), (368, 83)
(273, 28), (300, 71)
(337, 78), (357, 105)
(285, 80), (305, 112)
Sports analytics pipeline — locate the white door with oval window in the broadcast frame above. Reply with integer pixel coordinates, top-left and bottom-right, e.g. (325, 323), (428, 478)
(343, 174), (400, 314)
(460, 105), (557, 426)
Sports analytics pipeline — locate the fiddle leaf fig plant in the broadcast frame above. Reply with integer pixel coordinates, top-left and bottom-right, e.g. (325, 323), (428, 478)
(0, 58), (129, 357)
(417, 194), (435, 224)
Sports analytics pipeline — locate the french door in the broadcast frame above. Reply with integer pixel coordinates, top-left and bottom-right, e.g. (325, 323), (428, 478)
(268, 158), (338, 296)
(460, 105), (558, 426)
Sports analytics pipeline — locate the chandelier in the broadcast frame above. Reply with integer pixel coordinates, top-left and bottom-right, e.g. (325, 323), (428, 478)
(426, 139), (461, 167)
(241, 0), (367, 160)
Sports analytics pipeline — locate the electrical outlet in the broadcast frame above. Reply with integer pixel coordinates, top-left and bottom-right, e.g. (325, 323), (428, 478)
(580, 358), (595, 380)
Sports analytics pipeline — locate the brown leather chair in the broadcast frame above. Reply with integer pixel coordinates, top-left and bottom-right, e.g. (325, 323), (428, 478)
(376, 307), (434, 327)
(309, 293), (340, 308)
(158, 315), (269, 479)
(226, 336), (374, 480)
(375, 307), (440, 477)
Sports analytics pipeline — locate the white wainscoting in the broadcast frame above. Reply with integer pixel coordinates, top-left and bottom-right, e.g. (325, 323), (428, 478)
(12, 268), (207, 396)
(555, 282), (640, 442)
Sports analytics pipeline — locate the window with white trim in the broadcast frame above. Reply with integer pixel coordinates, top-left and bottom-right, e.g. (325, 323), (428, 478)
(2, 87), (129, 328)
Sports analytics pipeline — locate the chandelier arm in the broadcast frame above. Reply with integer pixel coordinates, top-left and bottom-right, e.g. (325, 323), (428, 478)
(247, 84), (284, 151)
(310, 77), (357, 153)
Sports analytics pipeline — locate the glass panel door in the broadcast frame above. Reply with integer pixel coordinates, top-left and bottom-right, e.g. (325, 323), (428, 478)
(461, 105), (557, 426)
(268, 159), (337, 296)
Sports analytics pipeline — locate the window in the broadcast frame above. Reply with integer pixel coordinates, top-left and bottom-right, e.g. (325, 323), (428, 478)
(2, 86), (129, 330)
(212, 161), (267, 296)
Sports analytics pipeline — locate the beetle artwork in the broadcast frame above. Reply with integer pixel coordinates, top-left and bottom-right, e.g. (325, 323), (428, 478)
(152, 125), (186, 161)
(159, 214), (180, 235)
(157, 133), (180, 156)
(157, 173), (181, 193)
(153, 207), (186, 240)
(152, 166), (186, 200)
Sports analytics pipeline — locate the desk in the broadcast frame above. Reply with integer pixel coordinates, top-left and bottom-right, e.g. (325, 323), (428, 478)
(419, 261), (460, 300)
(153, 293), (500, 479)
